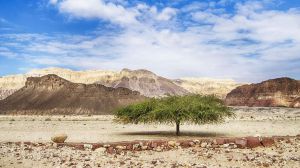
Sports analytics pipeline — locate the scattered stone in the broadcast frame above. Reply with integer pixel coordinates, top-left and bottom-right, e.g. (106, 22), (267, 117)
(141, 146), (148, 150)
(215, 138), (226, 145)
(51, 134), (68, 143)
(84, 144), (93, 150)
(246, 137), (261, 148)
(200, 142), (208, 148)
(168, 141), (176, 147)
(95, 147), (106, 155)
(116, 146), (126, 150)
(235, 138), (247, 148)
(261, 138), (275, 147)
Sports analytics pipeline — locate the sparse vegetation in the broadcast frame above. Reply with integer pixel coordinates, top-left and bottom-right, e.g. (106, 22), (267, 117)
(115, 95), (234, 136)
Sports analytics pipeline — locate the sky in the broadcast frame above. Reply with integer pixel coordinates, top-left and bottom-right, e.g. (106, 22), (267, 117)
(0, 0), (300, 82)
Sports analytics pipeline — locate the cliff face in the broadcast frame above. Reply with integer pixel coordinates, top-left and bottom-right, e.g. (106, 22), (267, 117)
(174, 78), (243, 99)
(225, 77), (300, 107)
(0, 74), (145, 115)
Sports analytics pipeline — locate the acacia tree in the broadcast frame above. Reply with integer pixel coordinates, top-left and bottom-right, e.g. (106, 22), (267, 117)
(114, 95), (234, 136)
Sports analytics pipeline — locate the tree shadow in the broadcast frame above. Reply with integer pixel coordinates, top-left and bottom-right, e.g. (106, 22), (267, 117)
(119, 131), (227, 138)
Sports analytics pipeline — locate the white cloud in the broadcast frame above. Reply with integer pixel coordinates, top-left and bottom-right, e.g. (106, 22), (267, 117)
(156, 7), (177, 21)
(1, 0), (300, 82)
(53, 0), (138, 25)
(49, 0), (58, 5)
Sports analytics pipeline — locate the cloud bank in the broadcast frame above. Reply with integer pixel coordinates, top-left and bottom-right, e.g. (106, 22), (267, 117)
(1, 0), (300, 82)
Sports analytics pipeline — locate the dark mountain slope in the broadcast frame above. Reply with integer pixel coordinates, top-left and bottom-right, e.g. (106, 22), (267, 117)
(0, 74), (145, 115)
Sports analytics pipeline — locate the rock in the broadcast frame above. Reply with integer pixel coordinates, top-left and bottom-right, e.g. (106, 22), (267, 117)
(180, 141), (190, 148)
(246, 137), (261, 148)
(151, 160), (157, 165)
(235, 138), (247, 148)
(141, 146), (148, 150)
(150, 142), (158, 148)
(261, 138), (275, 147)
(95, 147), (106, 155)
(200, 142), (208, 148)
(126, 144), (133, 150)
(193, 140), (200, 144)
(225, 77), (300, 107)
(223, 144), (230, 148)
(103, 144), (110, 148)
(214, 138), (226, 145)
(189, 142), (195, 146)
(84, 144), (93, 150)
(116, 146), (126, 150)
(168, 141), (176, 147)
(51, 134), (68, 143)
(155, 147), (162, 152)
(263, 163), (270, 167)
(107, 147), (115, 154)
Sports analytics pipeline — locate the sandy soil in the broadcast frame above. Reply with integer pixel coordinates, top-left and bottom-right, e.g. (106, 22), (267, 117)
(0, 107), (299, 168)
(0, 107), (299, 143)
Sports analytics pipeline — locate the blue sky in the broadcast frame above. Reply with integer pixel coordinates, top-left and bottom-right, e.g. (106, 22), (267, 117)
(0, 0), (300, 82)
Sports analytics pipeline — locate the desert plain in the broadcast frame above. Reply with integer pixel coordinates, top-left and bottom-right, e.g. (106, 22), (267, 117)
(0, 107), (300, 167)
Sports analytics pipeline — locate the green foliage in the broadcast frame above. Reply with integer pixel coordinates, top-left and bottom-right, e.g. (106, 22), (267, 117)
(114, 94), (234, 125)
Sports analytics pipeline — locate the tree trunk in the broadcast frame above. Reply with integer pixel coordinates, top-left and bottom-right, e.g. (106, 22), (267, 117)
(176, 122), (180, 136)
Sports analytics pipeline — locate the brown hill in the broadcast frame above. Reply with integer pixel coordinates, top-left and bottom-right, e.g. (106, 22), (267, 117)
(0, 74), (145, 115)
(225, 77), (300, 107)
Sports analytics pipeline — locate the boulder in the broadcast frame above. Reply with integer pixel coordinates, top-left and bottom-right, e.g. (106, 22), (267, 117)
(95, 147), (106, 155)
(51, 134), (68, 143)
(261, 138), (275, 147)
(235, 138), (247, 148)
(168, 141), (176, 147)
(214, 138), (226, 145)
(246, 137), (261, 148)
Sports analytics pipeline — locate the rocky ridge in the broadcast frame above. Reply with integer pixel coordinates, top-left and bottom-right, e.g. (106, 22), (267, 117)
(0, 67), (189, 99)
(0, 67), (241, 99)
(174, 77), (243, 99)
(0, 74), (145, 115)
(225, 77), (300, 107)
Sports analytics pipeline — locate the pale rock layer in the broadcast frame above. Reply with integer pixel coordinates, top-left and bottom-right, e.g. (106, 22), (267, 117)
(0, 67), (241, 100)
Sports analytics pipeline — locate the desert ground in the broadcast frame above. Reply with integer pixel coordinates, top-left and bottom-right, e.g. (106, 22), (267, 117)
(0, 107), (300, 167)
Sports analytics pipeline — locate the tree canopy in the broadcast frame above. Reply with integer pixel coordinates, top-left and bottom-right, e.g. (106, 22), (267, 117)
(114, 94), (234, 135)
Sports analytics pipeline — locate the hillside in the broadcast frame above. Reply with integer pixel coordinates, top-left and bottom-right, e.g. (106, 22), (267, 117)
(0, 67), (188, 99)
(225, 77), (300, 107)
(0, 74), (145, 115)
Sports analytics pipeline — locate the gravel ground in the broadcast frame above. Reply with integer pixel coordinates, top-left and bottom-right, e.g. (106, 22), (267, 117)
(0, 107), (299, 167)
(0, 137), (299, 168)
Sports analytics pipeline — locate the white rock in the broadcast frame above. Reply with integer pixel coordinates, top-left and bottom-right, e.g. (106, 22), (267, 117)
(95, 147), (106, 155)
(51, 134), (68, 143)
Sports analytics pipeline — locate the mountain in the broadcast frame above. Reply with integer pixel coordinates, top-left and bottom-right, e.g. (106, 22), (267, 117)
(174, 78), (243, 99)
(0, 89), (18, 100)
(0, 74), (145, 115)
(0, 67), (188, 99)
(225, 77), (300, 107)
(95, 68), (189, 97)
